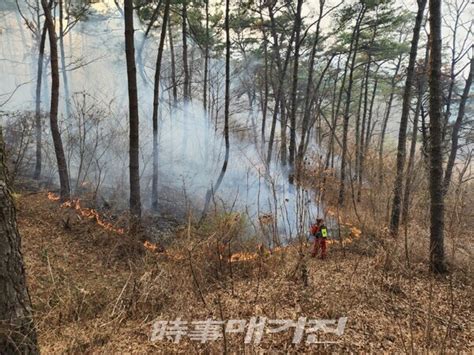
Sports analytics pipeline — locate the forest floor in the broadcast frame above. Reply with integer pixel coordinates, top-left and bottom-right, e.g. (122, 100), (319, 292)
(16, 190), (473, 353)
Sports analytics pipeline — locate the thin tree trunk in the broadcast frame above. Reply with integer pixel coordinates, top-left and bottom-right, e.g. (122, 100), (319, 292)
(296, 0), (324, 176)
(33, 21), (48, 180)
(42, 0), (70, 201)
(443, 57), (473, 192)
(59, 0), (71, 119)
(182, 0), (190, 101)
(168, 20), (177, 104)
(203, 0), (209, 111)
(151, 0), (171, 211)
(266, 4), (296, 168)
(202, 0), (231, 217)
(288, 0), (304, 178)
(279, 98), (287, 165)
(401, 46), (427, 227)
(124, 0), (141, 219)
(427, 0), (446, 273)
(378, 54), (402, 185)
(338, 5), (366, 206)
(0, 128), (39, 354)
(389, 0), (427, 235)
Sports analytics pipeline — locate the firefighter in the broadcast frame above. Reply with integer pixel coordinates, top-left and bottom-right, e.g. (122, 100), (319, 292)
(310, 218), (328, 259)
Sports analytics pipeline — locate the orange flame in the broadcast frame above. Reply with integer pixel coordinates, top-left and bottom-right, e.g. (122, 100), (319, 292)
(48, 192), (124, 234)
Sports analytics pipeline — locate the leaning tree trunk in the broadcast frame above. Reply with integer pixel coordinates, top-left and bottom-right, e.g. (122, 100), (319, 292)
(42, 0), (71, 201)
(151, 0), (171, 211)
(443, 57), (473, 192)
(427, 0), (446, 273)
(0, 128), (39, 354)
(389, 0), (427, 236)
(124, 0), (142, 219)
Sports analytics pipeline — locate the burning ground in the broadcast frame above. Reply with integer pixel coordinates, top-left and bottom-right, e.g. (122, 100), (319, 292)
(17, 190), (473, 352)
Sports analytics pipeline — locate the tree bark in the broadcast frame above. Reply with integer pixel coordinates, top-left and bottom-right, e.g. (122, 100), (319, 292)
(42, 0), (71, 201)
(151, 0), (171, 211)
(33, 21), (48, 180)
(0, 128), (39, 354)
(389, 0), (427, 235)
(427, 0), (446, 273)
(124, 0), (141, 219)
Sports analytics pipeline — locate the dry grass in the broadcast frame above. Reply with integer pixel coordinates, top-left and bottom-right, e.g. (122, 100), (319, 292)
(15, 190), (473, 353)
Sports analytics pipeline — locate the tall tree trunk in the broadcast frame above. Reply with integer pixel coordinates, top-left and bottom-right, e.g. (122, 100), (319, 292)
(42, 0), (70, 201)
(287, 0), (304, 178)
(259, 7), (269, 147)
(202, 0), (231, 217)
(401, 44), (429, 227)
(151, 0), (171, 211)
(0, 128), (39, 354)
(33, 21), (48, 180)
(427, 0), (446, 273)
(124, 0), (141, 219)
(296, 0), (324, 177)
(389, 0), (427, 235)
(266, 3), (295, 168)
(168, 20), (177, 104)
(279, 98), (287, 165)
(182, 0), (190, 101)
(443, 57), (473, 192)
(203, 0), (209, 111)
(338, 5), (366, 206)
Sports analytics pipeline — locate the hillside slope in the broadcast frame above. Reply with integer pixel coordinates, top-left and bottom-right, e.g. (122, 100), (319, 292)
(17, 191), (472, 353)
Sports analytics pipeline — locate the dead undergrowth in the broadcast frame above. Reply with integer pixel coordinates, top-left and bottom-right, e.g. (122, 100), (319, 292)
(15, 190), (472, 353)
